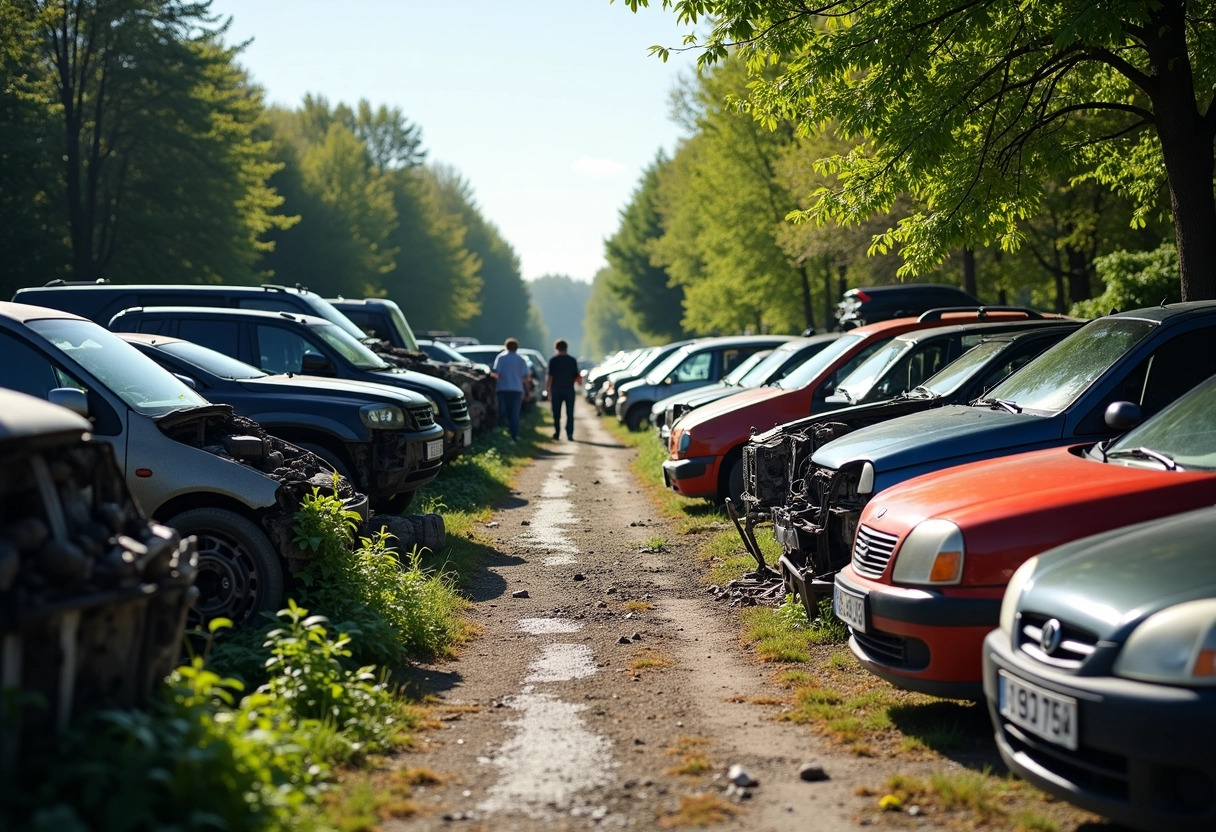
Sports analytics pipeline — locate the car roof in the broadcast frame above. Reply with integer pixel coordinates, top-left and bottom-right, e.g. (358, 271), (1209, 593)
(886, 318), (1079, 345)
(0, 300), (89, 324)
(844, 284), (972, 296)
(111, 305), (332, 328)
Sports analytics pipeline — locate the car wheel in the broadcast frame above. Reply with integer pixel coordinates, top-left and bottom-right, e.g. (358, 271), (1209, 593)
(298, 443), (354, 483)
(723, 457), (745, 507)
(167, 507), (284, 628)
(374, 489), (416, 515)
(625, 404), (650, 432)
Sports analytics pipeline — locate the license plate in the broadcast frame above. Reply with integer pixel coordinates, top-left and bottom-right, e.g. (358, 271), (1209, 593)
(999, 671), (1078, 750)
(833, 583), (868, 633)
(425, 439), (443, 460)
(462, 428), (472, 446)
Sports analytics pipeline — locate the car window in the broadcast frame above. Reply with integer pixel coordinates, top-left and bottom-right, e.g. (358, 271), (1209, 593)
(0, 331), (62, 399)
(159, 341), (266, 380)
(673, 352), (713, 383)
(868, 340), (953, 401)
(256, 325), (314, 374)
(178, 320), (241, 356)
(778, 333), (867, 390)
(721, 349), (750, 376)
(813, 338), (892, 406)
(310, 322), (389, 370)
(985, 318), (1155, 413)
(921, 340), (1008, 396)
(726, 350), (772, 385)
(1107, 375), (1216, 470)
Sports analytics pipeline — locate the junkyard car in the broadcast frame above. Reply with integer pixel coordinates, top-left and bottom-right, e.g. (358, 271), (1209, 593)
(123, 333), (445, 513)
(595, 341), (697, 417)
(615, 335), (792, 431)
(0, 302), (366, 625)
(744, 323), (1080, 606)
(107, 306), (474, 461)
(796, 301), (1216, 601)
(984, 505), (1216, 832)
(835, 371), (1216, 700)
(582, 348), (640, 402)
(835, 283), (983, 329)
(664, 308), (1048, 506)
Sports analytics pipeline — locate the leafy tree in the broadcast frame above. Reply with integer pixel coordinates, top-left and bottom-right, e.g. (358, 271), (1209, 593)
(289, 94), (425, 171)
(529, 274), (593, 357)
(3, 1), (290, 289)
(1071, 242), (1180, 319)
(626, 0), (1215, 300)
(583, 266), (646, 359)
(605, 152), (687, 341)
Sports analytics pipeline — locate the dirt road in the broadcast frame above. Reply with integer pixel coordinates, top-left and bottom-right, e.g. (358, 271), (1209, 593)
(388, 402), (949, 831)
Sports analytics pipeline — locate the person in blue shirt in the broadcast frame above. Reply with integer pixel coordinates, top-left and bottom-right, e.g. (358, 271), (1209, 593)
(491, 338), (530, 441)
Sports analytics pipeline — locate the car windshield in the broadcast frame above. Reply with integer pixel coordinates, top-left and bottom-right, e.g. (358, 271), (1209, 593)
(626, 347), (661, 373)
(1105, 376), (1216, 470)
(832, 339), (912, 403)
(158, 340), (267, 380)
(981, 319), (1155, 413)
(312, 322), (391, 370)
(383, 302), (419, 351)
(778, 334), (865, 390)
(727, 350), (773, 386)
(423, 340), (468, 362)
(919, 339), (1009, 396)
(31, 318), (209, 416)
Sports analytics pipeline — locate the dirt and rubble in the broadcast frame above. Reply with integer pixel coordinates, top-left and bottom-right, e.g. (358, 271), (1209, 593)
(380, 403), (1116, 832)
(373, 343), (498, 432)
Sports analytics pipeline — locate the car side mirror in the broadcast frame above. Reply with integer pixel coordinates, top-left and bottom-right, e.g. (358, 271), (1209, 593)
(1105, 401), (1142, 431)
(301, 350), (334, 375)
(48, 387), (89, 418)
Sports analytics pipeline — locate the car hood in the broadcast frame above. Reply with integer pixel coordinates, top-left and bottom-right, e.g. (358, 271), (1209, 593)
(1021, 506), (1216, 641)
(811, 404), (1060, 474)
(868, 445), (1216, 538)
(371, 368), (462, 398)
(238, 374), (425, 407)
(676, 386), (789, 433)
(655, 381), (732, 410)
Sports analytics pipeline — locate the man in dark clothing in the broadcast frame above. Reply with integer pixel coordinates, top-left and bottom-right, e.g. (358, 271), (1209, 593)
(546, 339), (580, 440)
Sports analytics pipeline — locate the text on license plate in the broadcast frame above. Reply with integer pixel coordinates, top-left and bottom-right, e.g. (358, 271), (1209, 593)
(425, 439), (443, 461)
(833, 584), (867, 633)
(999, 671), (1078, 750)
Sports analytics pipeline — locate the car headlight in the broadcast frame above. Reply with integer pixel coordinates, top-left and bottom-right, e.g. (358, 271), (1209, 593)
(428, 397), (440, 415)
(999, 557), (1038, 635)
(1114, 599), (1216, 686)
(619, 390), (629, 403)
(359, 403), (405, 429)
(891, 519), (964, 585)
(677, 429), (692, 455)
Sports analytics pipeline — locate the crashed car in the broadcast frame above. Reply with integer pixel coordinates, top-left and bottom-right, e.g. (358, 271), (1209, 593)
(122, 333), (445, 513)
(742, 323), (1080, 607)
(835, 371), (1216, 699)
(0, 301), (369, 626)
(985, 505), (1216, 832)
(328, 296), (498, 432)
(665, 308), (1050, 506)
(779, 301), (1216, 611)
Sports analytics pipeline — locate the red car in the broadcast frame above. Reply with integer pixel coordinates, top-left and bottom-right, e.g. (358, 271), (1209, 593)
(663, 308), (1051, 504)
(833, 374), (1216, 700)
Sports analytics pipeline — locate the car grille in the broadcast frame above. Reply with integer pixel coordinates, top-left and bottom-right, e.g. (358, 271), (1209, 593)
(851, 524), (899, 579)
(407, 403), (435, 430)
(999, 722), (1129, 801)
(447, 395), (470, 423)
(1015, 613), (1099, 670)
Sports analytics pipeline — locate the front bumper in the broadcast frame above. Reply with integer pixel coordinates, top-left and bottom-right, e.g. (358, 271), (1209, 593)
(834, 567), (1000, 700)
(369, 428), (445, 497)
(984, 630), (1216, 832)
(661, 455), (719, 499)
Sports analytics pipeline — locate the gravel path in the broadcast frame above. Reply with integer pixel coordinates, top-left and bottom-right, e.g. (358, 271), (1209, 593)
(387, 400), (940, 831)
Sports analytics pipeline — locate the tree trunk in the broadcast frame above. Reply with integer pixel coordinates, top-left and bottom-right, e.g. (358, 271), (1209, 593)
(961, 248), (977, 297)
(1066, 246), (1091, 304)
(798, 263), (814, 332)
(1144, 1), (1216, 300)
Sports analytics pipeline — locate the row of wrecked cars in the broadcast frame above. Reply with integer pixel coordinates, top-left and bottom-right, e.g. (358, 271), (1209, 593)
(586, 300), (1216, 832)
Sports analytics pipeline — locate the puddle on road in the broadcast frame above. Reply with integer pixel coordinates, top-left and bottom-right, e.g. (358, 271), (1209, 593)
(478, 689), (615, 819)
(515, 454), (581, 561)
(525, 643), (598, 682)
(518, 617), (584, 635)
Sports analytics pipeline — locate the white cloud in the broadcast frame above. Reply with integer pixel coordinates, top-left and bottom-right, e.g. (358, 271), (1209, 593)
(572, 156), (627, 178)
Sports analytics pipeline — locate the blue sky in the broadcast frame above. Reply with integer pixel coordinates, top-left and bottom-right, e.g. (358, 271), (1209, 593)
(207, 0), (699, 284)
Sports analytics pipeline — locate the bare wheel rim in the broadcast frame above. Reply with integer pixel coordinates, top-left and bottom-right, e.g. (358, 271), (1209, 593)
(190, 530), (262, 625)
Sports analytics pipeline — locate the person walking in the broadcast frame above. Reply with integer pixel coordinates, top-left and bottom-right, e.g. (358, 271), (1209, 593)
(546, 339), (579, 440)
(491, 338), (530, 441)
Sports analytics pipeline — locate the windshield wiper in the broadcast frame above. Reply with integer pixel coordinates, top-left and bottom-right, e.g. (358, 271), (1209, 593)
(899, 385), (937, 400)
(975, 397), (1022, 414)
(1107, 446), (1177, 471)
(833, 387), (857, 405)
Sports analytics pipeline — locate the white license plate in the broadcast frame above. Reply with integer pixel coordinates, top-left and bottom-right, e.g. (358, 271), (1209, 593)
(425, 439), (443, 461)
(833, 583), (868, 633)
(462, 428), (472, 446)
(999, 670), (1078, 750)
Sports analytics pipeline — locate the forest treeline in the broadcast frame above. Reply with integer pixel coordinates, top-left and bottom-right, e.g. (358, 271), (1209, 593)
(0, 1), (548, 347)
(586, 0), (1216, 358)
(5, 2), (1208, 364)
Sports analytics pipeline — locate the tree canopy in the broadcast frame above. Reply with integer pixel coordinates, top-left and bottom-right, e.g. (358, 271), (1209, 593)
(626, 0), (1213, 300)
